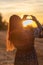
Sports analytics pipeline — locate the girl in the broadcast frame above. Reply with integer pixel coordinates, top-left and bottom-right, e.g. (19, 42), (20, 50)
(8, 15), (38, 65)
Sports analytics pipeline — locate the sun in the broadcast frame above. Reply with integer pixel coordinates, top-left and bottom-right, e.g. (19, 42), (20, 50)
(22, 19), (37, 28)
(22, 20), (33, 27)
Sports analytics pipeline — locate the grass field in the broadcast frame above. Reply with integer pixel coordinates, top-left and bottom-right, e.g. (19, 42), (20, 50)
(0, 31), (43, 65)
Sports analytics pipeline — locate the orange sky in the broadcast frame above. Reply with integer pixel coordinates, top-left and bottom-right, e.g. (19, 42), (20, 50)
(0, 0), (43, 25)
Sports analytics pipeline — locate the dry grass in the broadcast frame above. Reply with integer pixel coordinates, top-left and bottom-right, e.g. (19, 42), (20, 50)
(0, 31), (43, 65)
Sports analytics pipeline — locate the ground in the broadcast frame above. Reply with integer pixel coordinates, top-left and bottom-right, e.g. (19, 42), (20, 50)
(0, 31), (43, 65)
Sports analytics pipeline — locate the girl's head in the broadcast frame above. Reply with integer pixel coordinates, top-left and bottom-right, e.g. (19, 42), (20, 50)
(9, 15), (22, 31)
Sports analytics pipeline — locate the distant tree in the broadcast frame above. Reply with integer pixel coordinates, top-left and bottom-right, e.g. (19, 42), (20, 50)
(0, 13), (2, 23)
(3, 20), (8, 30)
(0, 13), (8, 30)
(0, 13), (3, 30)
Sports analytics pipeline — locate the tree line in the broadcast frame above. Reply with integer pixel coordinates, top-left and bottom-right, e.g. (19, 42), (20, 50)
(0, 13), (8, 31)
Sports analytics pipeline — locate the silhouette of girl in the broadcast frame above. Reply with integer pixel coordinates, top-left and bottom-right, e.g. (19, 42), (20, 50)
(8, 15), (38, 65)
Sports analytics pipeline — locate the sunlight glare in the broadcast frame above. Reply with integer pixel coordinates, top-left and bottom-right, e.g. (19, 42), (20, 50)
(22, 20), (33, 27)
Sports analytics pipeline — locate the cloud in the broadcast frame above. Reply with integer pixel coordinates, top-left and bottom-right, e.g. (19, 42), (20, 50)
(0, 0), (43, 17)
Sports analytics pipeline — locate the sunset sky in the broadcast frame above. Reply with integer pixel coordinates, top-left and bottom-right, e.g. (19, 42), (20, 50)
(0, 0), (43, 24)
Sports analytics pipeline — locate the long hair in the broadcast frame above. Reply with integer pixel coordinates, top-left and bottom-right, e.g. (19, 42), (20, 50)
(6, 15), (21, 51)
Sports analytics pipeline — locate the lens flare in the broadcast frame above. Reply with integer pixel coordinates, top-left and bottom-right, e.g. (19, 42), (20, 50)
(22, 20), (33, 27)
